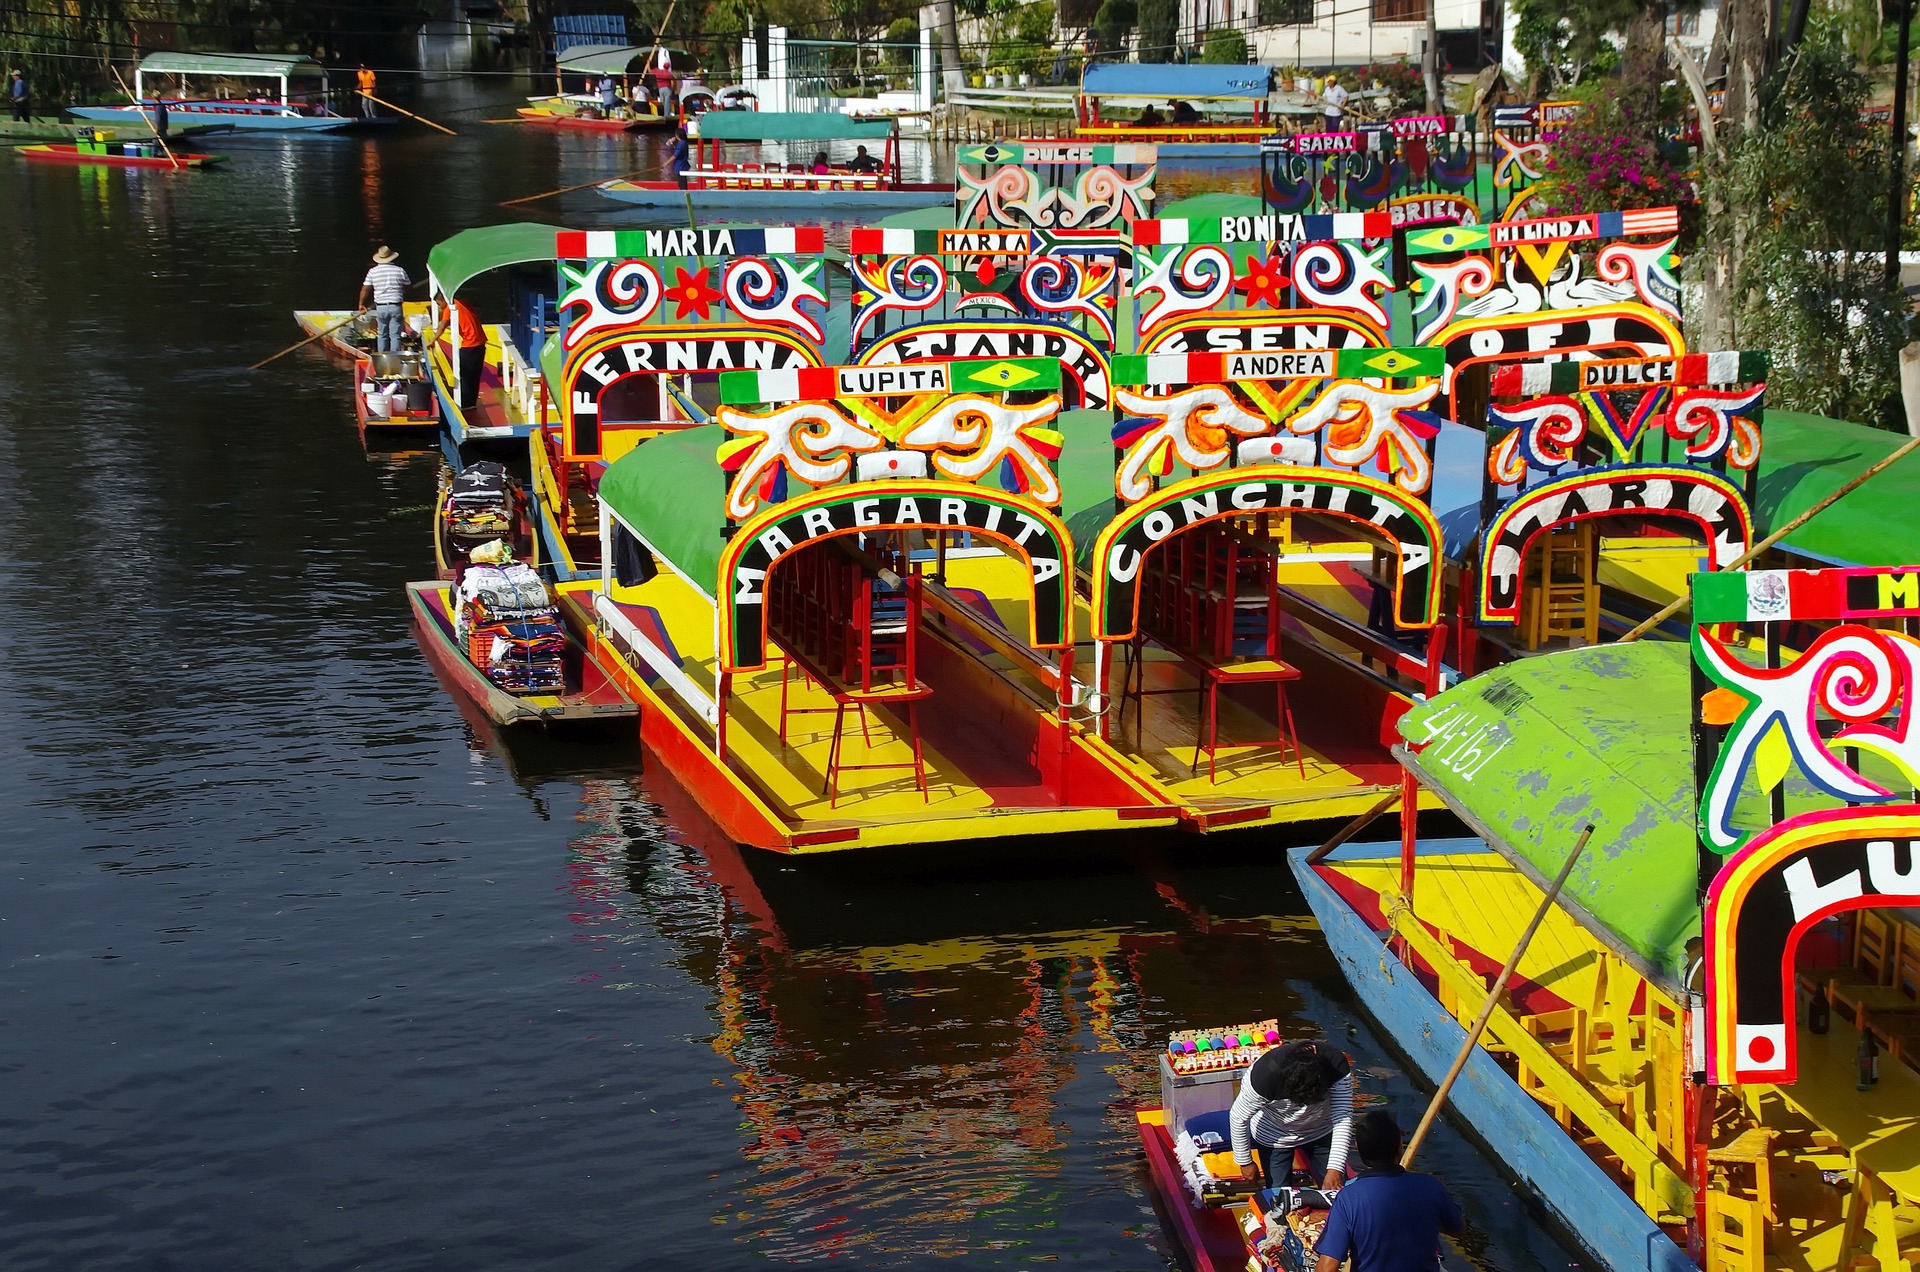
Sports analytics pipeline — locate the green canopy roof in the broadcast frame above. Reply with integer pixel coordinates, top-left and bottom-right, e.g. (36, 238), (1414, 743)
(1754, 410), (1920, 566)
(138, 51), (325, 78)
(599, 426), (730, 594)
(692, 111), (894, 141)
(426, 223), (564, 300)
(556, 45), (656, 74)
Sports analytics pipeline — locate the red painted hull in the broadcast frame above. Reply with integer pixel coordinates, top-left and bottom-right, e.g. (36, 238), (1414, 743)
(21, 143), (221, 169)
(1137, 1112), (1254, 1272)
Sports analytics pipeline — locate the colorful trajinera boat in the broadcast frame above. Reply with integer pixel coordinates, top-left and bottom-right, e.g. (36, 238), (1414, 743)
(516, 43), (684, 131)
(421, 223), (567, 453)
(19, 134), (224, 169)
(597, 111), (951, 211)
(1071, 63), (1279, 156)
(68, 52), (382, 133)
(1292, 560), (1920, 1271)
(407, 553), (635, 728)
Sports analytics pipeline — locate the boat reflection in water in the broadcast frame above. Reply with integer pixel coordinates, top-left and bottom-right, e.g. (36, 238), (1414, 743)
(549, 776), (1578, 1268)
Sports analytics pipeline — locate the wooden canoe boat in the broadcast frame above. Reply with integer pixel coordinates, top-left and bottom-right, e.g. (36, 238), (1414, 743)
(352, 356), (438, 441)
(407, 580), (636, 728)
(20, 142), (223, 169)
(432, 462), (534, 580)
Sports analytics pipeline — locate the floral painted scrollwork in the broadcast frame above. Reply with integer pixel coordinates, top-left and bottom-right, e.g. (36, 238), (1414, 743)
(898, 395), (1066, 505)
(1696, 624), (1920, 853)
(1486, 396), (1587, 484)
(1135, 245), (1234, 335)
(716, 404), (885, 519)
(1284, 380), (1445, 495)
(1110, 386), (1271, 502)
(850, 253), (947, 347)
(1595, 236), (1682, 320)
(1669, 385), (1765, 469)
(1293, 241), (1393, 327)
(1410, 257), (1495, 344)
(559, 258), (662, 349)
(1492, 132), (1549, 188)
(722, 256), (827, 342)
(957, 162), (1154, 231)
(1019, 255), (1117, 345)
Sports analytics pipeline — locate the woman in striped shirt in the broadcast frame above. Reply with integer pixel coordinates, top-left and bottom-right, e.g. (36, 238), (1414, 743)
(1230, 1038), (1354, 1191)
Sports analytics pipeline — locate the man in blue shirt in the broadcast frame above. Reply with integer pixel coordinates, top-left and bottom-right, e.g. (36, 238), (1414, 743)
(1314, 1110), (1464, 1272)
(9, 70), (28, 122)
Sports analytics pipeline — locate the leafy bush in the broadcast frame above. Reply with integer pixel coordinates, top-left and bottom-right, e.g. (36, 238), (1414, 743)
(1093, 0), (1137, 55)
(1360, 58), (1424, 116)
(1200, 27), (1248, 63)
(1535, 84), (1692, 214)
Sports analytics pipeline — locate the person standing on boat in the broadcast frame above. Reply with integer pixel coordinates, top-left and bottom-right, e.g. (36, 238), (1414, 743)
(358, 246), (411, 354)
(428, 296), (487, 413)
(1312, 1110), (1464, 1272)
(356, 65), (377, 118)
(668, 128), (690, 188)
(1230, 1037), (1354, 1191)
(1320, 73), (1348, 133)
(9, 70), (28, 123)
(598, 75), (622, 115)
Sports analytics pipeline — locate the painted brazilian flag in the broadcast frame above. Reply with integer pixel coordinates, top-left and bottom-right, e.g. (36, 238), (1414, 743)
(1405, 224), (1493, 257)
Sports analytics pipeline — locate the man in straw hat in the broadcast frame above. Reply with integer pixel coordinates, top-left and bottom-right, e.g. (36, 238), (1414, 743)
(357, 246), (411, 354)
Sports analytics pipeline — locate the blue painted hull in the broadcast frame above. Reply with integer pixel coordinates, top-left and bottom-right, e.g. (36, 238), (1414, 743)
(67, 105), (383, 133)
(1286, 841), (1695, 1272)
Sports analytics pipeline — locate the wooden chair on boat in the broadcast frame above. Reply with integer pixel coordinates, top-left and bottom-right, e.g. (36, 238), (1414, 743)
(1704, 1126), (1776, 1272)
(1824, 911), (1902, 1026)
(1519, 522), (1599, 650)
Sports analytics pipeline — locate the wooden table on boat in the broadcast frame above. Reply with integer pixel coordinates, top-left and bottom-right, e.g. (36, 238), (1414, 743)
(1773, 1025), (1920, 1263)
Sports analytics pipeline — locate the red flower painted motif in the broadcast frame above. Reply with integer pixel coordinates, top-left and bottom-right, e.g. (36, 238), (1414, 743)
(1234, 254), (1290, 308)
(669, 265), (722, 320)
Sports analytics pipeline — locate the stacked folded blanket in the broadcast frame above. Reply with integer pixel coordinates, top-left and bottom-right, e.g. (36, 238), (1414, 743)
(456, 562), (565, 695)
(444, 462), (518, 557)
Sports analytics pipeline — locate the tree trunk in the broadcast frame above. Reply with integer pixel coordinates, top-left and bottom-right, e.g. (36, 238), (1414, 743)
(927, 0), (966, 97)
(1422, 1), (1440, 111)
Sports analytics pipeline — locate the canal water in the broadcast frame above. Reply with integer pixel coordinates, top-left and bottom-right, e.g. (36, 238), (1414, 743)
(0, 79), (1582, 1269)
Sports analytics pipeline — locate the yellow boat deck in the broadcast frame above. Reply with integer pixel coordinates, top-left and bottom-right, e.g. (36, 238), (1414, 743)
(1322, 848), (1920, 1270)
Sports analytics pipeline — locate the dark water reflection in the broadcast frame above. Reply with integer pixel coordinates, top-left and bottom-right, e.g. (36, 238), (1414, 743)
(0, 80), (1580, 1269)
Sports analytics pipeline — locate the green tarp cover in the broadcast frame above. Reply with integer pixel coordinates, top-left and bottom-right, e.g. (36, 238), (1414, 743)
(426, 223), (566, 300)
(693, 111), (894, 142)
(600, 425), (730, 595)
(1396, 642), (1700, 983)
(138, 51), (325, 78)
(1755, 410), (1920, 566)
(555, 45), (653, 74)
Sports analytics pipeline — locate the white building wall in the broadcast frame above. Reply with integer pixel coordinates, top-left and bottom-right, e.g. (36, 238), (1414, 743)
(1239, 0), (1480, 69)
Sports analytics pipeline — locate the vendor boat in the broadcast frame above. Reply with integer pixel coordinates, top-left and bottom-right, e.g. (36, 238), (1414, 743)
(293, 302), (433, 361)
(353, 353), (440, 441)
(433, 461), (533, 579)
(68, 52), (382, 133)
(19, 137), (224, 169)
(407, 556), (635, 728)
(1291, 559), (1920, 1272)
(421, 224), (562, 453)
(597, 111), (951, 212)
(517, 43), (690, 131)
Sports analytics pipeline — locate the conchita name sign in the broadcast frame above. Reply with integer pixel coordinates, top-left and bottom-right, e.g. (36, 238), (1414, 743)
(718, 484), (1072, 670)
(1090, 469), (1442, 638)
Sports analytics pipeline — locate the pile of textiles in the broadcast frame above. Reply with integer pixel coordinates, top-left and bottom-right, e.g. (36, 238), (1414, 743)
(444, 462), (518, 557)
(456, 560), (565, 694)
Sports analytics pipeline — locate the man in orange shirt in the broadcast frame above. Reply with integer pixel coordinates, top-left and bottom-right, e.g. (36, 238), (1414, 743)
(356, 64), (377, 118)
(428, 298), (486, 411)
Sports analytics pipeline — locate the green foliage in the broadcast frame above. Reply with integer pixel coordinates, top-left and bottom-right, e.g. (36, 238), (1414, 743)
(1361, 59), (1424, 116)
(989, 1), (1059, 74)
(1200, 27), (1248, 63)
(1703, 29), (1909, 422)
(1509, 0), (1625, 90)
(1138, 0), (1178, 61)
(1093, 0), (1137, 56)
(1535, 82), (1691, 214)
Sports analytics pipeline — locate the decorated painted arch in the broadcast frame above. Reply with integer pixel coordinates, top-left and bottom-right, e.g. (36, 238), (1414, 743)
(1478, 467), (1751, 623)
(561, 324), (824, 460)
(1704, 808), (1920, 1084)
(1090, 467), (1443, 639)
(718, 482), (1073, 671)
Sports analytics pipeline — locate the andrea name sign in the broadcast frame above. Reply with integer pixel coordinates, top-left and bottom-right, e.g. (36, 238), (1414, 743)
(1114, 345), (1441, 386)
(719, 357), (1060, 405)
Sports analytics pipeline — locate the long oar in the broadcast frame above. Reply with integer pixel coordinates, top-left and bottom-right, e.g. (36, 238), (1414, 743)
(1617, 433), (1920, 644)
(252, 309), (372, 370)
(498, 159), (668, 207)
(359, 90), (457, 136)
(108, 64), (180, 170)
(1401, 823), (1593, 1167)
